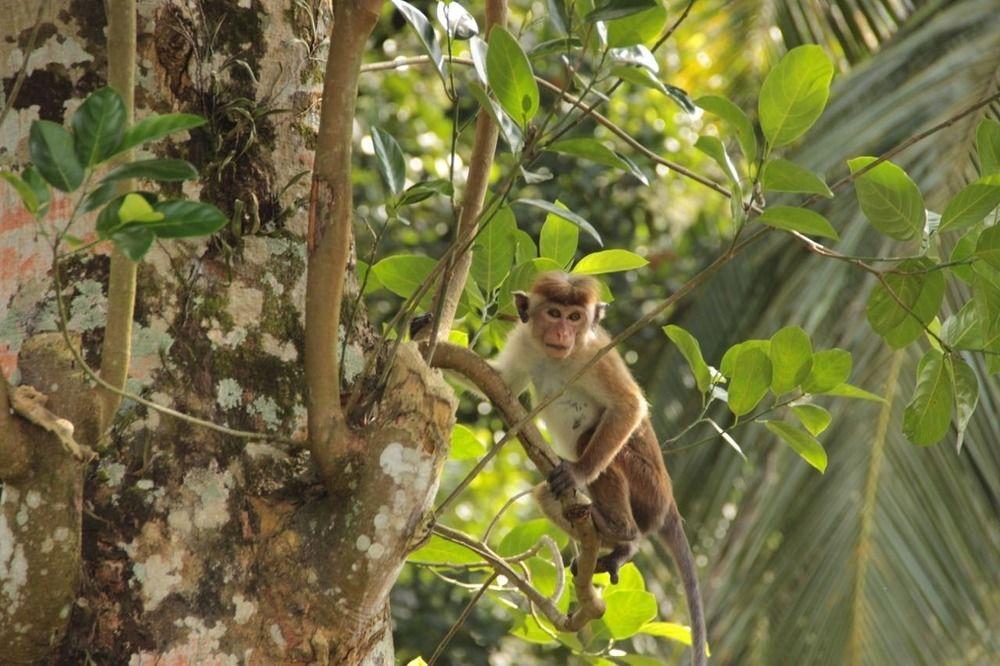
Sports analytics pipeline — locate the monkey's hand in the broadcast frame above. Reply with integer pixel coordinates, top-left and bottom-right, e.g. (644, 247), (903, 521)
(548, 460), (584, 497)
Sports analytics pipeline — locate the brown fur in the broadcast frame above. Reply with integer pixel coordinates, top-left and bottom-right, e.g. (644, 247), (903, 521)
(530, 271), (600, 307)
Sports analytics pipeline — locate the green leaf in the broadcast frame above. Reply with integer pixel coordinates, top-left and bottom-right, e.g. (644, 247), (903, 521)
(509, 612), (558, 645)
(605, 4), (666, 47)
(408, 534), (484, 565)
(514, 229), (537, 264)
(547, 137), (648, 185)
(586, 0), (658, 23)
(758, 45), (834, 148)
(467, 81), (523, 153)
(1, 171), (39, 213)
(802, 348), (851, 394)
(950, 356), (979, 452)
(119, 192), (164, 224)
(611, 562), (646, 590)
(371, 127), (406, 196)
(356, 259), (383, 294)
(950, 226), (982, 283)
(390, 0), (447, 88)
(940, 300), (983, 350)
(449, 424), (487, 460)
(397, 178), (453, 207)
(975, 223), (1000, 270)
(71, 86), (126, 166)
(696, 94), (757, 166)
(720, 340), (770, 378)
(764, 421), (827, 472)
(118, 113), (205, 154)
(496, 519), (569, 557)
(435, 0), (478, 40)
(938, 173), (1000, 233)
(612, 66), (695, 113)
(572, 249), (647, 275)
(539, 203), (579, 267)
(471, 206), (517, 292)
(22, 167), (50, 215)
(902, 349), (953, 446)
(695, 135), (740, 189)
(769, 326), (813, 394)
(848, 157), (925, 241)
(761, 158), (833, 197)
(81, 180), (119, 213)
(822, 383), (885, 402)
(758, 206), (839, 240)
(528, 36), (582, 59)
(976, 118), (1000, 174)
(973, 270), (1000, 373)
(29, 120), (84, 192)
(601, 589), (658, 639)
(639, 621), (693, 646)
(486, 26), (539, 127)
(727, 348), (772, 416)
(663, 325), (711, 393)
(791, 404), (832, 436)
(514, 199), (601, 246)
(865, 258), (945, 348)
(372, 255), (437, 305)
(102, 158), (198, 183)
(109, 226), (155, 262)
(147, 200), (227, 238)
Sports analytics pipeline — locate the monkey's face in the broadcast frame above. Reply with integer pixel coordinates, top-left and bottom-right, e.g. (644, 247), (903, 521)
(536, 304), (590, 358)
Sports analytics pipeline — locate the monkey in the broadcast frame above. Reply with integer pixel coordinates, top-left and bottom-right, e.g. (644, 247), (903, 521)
(489, 271), (707, 666)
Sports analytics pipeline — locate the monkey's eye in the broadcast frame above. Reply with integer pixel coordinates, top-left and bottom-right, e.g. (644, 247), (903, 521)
(568, 312), (581, 322)
(547, 308), (561, 318)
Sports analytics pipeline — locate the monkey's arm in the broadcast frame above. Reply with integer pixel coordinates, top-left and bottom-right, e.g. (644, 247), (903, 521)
(549, 351), (647, 494)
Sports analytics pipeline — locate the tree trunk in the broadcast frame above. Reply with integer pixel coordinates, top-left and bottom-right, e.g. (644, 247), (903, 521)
(0, 2), (451, 662)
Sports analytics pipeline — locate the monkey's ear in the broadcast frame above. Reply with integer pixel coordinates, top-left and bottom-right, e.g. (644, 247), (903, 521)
(513, 291), (531, 323)
(594, 302), (608, 325)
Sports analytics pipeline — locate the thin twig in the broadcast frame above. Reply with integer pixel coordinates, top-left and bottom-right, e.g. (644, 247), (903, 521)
(0, 1), (48, 129)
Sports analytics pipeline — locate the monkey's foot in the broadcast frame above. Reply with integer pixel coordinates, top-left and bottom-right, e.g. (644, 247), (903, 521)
(569, 554), (623, 585)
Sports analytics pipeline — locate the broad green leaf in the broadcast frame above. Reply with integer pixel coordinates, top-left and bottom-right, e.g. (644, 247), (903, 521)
(539, 204), (579, 267)
(449, 424), (487, 460)
(471, 206), (517, 292)
(727, 348), (772, 416)
(938, 173), (1000, 233)
(72, 86), (126, 166)
(758, 206), (839, 240)
(448, 329), (469, 346)
(764, 421), (827, 472)
(823, 383), (885, 402)
(22, 167), (50, 215)
(356, 259), (383, 294)
(371, 127), (406, 196)
(950, 356), (978, 452)
(571, 249), (647, 275)
(761, 158), (833, 197)
(605, 4), (666, 47)
(802, 348), (851, 394)
(613, 67), (695, 113)
(1, 171), (39, 213)
(696, 94), (757, 166)
(82, 181), (119, 213)
(408, 534), (484, 565)
(663, 324), (711, 393)
(510, 612), (558, 645)
(467, 81), (523, 153)
(119, 192), (164, 224)
(119, 113), (205, 154)
(528, 37), (582, 60)
(973, 270), (1000, 373)
(848, 157), (924, 241)
(601, 589), (658, 639)
(902, 349), (953, 446)
(695, 135), (740, 189)
(514, 229), (537, 264)
(975, 223), (1000, 270)
(639, 621), (693, 646)
(435, 1), (478, 40)
(147, 200), (227, 238)
(29, 120), (84, 192)
(486, 26), (539, 127)
(976, 118), (1000, 174)
(496, 518), (569, 556)
(102, 158), (198, 183)
(406, 658), (429, 666)
(758, 45), (834, 147)
(950, 226), (982, 283)
(586, 0), (658, 23)
(514, 199), (602, 246)
(372, 255), (437, 305)
(769, 326), (813, 394)
(547, 137), (648, 185)
(612, 563), (646, 590)
(720, 340), (770, 378)
(109, 226), (155, 262)
(865, 258), (945, 348)
(390, 0), (447, 88)
(397, 178), (453, 207)
(940, 300), (983, 350)
(792, 404), (832, 436)
(609, 45), (660, 74)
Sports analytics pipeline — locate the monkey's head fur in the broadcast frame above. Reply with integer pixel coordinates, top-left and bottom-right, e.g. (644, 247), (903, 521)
(514, 271), (607, 359)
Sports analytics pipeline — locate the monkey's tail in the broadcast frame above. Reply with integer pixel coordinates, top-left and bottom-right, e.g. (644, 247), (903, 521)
(656, 504), (707, 666)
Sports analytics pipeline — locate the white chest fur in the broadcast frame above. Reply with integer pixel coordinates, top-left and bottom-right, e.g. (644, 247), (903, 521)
(530, 362), (600, 462)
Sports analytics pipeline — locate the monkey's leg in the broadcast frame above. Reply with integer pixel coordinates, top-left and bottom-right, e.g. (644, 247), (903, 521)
(586, 466), (640, 544)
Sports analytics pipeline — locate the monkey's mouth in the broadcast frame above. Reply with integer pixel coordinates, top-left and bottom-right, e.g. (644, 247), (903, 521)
(545, 343), (570, 352)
